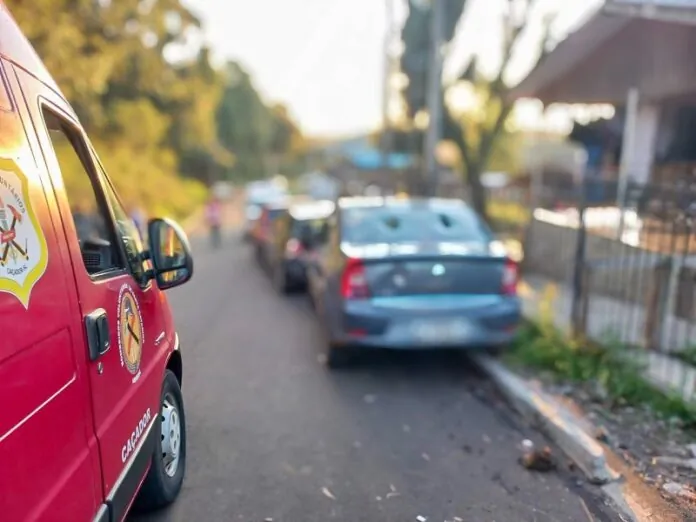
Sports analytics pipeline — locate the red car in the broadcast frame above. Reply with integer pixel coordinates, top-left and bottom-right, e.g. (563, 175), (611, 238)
(0, 4), (192, 521)
(251, 199), (289, 269)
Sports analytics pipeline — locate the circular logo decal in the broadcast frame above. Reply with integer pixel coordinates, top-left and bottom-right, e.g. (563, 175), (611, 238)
(117, 284), (144, 378)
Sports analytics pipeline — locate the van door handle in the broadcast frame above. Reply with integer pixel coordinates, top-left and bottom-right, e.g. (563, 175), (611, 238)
(85, 309), (110, 361)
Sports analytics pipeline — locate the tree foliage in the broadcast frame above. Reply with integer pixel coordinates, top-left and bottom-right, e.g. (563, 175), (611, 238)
(399, 0), (552, 219)
(214, 64), (304, 181)
(6, 0), (303, 218)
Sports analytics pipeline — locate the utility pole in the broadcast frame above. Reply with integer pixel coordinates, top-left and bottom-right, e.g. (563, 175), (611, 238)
(424, 0), (444, 197)
(381, 0), (395, 170)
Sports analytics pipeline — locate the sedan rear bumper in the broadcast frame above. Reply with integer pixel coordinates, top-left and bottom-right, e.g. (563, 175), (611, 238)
(330, 294), (521, 350)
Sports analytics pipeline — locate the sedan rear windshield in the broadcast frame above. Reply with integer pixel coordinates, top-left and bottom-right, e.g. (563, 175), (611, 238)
(340, 204), (492, 244)
(291, 217), (327, 238)
(266, 208), (286, 222)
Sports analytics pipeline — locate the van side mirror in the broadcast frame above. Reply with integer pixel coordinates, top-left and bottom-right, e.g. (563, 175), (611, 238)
(147, 218), (194, 289)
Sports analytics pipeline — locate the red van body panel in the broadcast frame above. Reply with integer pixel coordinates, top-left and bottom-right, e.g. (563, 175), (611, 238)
(0, 62), (100, 521)
(0, 3), (185, 521)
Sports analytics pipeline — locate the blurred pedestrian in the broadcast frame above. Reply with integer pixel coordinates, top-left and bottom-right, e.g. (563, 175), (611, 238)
(205, 195), (223, 248)
(129, 205), (147, 240)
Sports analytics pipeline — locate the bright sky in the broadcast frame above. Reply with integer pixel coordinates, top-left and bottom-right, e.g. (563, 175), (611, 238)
(187, 0), (603, 138)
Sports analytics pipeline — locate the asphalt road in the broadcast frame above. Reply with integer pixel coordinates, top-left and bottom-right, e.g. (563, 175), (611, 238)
(131, 231), (621, 522)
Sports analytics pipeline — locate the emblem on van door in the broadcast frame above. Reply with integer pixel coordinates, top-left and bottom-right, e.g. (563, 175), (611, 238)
(432, 264), (445, 276)
(117, 283), (144, 382)
(0, 158), (48, 308)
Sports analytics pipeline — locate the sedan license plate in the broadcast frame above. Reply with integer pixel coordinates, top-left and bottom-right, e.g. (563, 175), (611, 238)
(412, 319), (470, 343)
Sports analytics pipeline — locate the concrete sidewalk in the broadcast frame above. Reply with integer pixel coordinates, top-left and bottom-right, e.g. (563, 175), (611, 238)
(520, 274), (696, 404)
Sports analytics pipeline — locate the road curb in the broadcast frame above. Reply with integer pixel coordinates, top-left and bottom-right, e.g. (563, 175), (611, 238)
(471, 354), (617, 485)
(472, 354), (692, 522)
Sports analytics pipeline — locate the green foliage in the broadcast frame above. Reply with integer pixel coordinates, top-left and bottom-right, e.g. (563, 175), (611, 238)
(507, 321), (696, 425)
(487, 199), (530, 233)
(214, 64), (305, 182)
(676, 346), (696, 368)
(451, 82), (522, 174)
(6, 0), (303, 217)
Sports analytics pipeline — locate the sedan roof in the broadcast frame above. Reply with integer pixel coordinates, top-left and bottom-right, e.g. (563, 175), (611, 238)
(337, 196), (468, 211)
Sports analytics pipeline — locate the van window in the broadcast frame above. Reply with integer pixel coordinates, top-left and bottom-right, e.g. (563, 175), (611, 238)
(94, 158), (149, 284)
(41, 109), (124, 277)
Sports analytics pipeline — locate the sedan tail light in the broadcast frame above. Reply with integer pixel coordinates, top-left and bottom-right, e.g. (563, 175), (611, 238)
(502, 259), (518, 296)
(340, 258), (370, 299)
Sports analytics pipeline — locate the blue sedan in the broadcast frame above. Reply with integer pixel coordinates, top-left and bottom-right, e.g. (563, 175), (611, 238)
(305, 196), (521, 368)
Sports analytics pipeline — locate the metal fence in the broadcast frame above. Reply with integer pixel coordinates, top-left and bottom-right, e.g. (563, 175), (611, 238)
(504, 177), (696, 363)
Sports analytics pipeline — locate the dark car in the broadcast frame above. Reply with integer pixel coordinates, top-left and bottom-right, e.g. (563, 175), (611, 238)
(306, 196), (521, 368)
(269, 200), (335, 293)
(251, 200), (289, 269)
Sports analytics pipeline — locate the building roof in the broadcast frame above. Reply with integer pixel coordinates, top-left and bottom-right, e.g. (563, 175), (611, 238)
(509, 4), (696, 104)
(509, 11), (629, 103)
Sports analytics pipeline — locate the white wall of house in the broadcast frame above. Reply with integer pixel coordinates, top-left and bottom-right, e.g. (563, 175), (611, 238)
(631, 101), (661, 183)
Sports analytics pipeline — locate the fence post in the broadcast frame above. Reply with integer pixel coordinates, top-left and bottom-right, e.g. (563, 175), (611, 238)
(660, 255), (681, 350)
(644, 258), (671, 350)
(571, 177), (588, 337)
(578, 264), (591, 338)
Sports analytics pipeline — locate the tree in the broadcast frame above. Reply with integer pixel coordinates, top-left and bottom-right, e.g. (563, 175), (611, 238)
(267, 104), (305, 177)
(400, 0), (553, 219)
(448, 77), (523, 176)
(5, 0), (303, 217)
(215, 62), (306, 182)
(400, 0), (465, 120)
(217, 63), (278, 181)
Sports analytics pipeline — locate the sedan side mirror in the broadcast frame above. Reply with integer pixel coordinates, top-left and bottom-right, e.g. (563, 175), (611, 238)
(147, 218), (194, 289)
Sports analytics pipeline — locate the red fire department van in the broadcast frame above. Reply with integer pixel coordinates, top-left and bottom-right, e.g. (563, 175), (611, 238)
(0, 4), (192, 521)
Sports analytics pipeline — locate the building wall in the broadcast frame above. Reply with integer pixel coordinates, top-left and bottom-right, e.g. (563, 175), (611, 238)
(632, 102), (661, 183)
